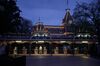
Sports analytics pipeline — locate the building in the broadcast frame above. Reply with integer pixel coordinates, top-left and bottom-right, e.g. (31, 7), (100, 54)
(0, 8), (98, 56)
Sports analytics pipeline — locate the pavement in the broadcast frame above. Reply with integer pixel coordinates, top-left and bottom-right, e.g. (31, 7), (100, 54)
(26, 55), (100, 66)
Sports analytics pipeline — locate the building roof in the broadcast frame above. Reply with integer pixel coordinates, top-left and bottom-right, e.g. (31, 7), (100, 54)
(44, 25), (64, 29)
(62, 9), (73, 25)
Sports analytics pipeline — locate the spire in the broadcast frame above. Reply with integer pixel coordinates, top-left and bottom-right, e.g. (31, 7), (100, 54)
(62, 0), (73, 25)
(62, 10), (73, 24)
(67, 0), (69, 9)
(38, 17), (41, 22)
(35, 17), (44, 31)
(36, 17), (43, 25)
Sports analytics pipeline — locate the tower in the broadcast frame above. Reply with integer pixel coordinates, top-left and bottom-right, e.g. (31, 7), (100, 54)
(62, 9), (73, 25)
(62, 0), (73, 34)
(34, 18), (44, 32)
(32, 18), (48, 37)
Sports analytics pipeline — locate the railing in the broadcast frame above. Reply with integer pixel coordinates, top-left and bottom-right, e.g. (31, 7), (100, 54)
(0, 35), (97, 41)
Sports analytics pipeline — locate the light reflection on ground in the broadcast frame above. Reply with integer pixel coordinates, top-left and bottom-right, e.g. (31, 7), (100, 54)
(82, 56), (89, 59)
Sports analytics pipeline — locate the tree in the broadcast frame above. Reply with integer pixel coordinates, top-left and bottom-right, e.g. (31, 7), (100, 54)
(0, 0), (33, 34)
(20, 18), (33, 34)
(73, 0), (100, 56)
(73, 2), (95, 34)
(0, 0), (21, 34)
(88, 0), (100, 42)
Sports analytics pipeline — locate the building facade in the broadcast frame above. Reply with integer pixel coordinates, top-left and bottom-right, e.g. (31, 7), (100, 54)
(0, 9), (98, 56)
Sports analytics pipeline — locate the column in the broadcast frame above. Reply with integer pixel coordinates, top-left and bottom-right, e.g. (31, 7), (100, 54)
(54, 47), (59, 54)
(22, 47), (27, 54)
(74, 48), (79, 54)
(13, 46), (17, 55)
(63, 47), (67, 54)
(34, 47), (38, 54)
(39, 46), (42, 54)
(43, 47), (47, 54)
(84, 47), (88, 55)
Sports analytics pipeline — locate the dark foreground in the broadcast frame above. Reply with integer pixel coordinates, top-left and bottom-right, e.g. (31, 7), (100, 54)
(0, 55), (26, 66)
(0, 55), (100, 66)
(26, 55), (100, 66)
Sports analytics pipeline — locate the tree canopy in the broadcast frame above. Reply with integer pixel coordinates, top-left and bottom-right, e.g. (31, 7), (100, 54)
(0, 0), (32, 34)
(73, 0), (100, 42)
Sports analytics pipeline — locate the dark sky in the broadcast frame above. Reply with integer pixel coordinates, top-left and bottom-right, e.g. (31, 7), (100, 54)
(17, 0), (92, 25)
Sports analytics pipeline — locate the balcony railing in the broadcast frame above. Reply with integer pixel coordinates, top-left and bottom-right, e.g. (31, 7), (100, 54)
(0, 35), (97, 41)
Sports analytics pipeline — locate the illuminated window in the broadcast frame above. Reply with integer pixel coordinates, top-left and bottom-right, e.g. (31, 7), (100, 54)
(39, 46), (42, 50)
(77, 34), (81, 37)
(82, 41), (88, 43)
(84, 34), (91, 37)
(38, 41), (44, 43)
(34, 34), (37, 36)
(42, 34), (45, 37)
(84, 34), (88, 37)
(88, 35), (91, 37)
(81, 35), (84, 37)
(60, 41), (66, 43)
(16, 41), (22, 43)
(38, 34), (41, 37)
(45, 34), (48, 37)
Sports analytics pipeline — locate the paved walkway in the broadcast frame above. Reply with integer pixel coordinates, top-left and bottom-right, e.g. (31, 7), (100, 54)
(26, 55), (100, 66)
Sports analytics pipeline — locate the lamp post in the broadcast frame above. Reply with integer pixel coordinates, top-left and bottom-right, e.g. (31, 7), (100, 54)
(29, 36), (32, 55)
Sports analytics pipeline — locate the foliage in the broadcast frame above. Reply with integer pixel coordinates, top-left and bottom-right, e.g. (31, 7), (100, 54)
(73, 0), (100, 35)
(20, 18), (33, 34)
(0, 0), (32, 34)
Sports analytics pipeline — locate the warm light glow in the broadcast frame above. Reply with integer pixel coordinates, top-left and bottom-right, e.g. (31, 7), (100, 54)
(51, 34), (64, 35)
(82, 56), (89, 59)
(64, 32), (73, 35)
(39, 46), (42, 50)
(64, 32), (67, 35)
(45, 26), (64, 29)
(82, 41), (88, 43)
(38, 41), (44, 43)
(60, 41), (66, 43)
(44, 29), (48, 32)
(15, 41), (22, 43)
